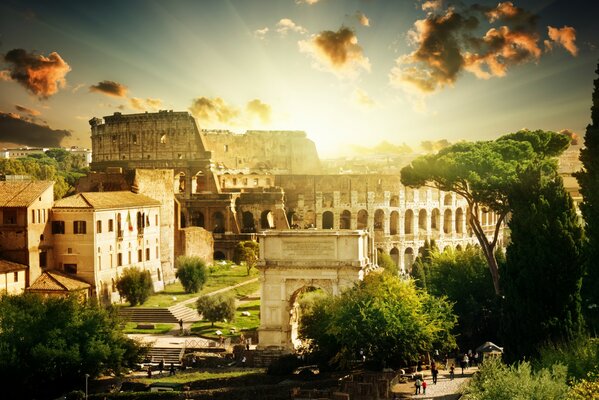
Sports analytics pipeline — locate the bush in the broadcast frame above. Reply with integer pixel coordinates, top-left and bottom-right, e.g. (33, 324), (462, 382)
(197, 293), (236, 326)
(461, 358), (569, 400)
(377, 250), (399, 276)
(537, 337), (599, 380)
(175, 256), (208, 293)
(116, 268), (154, 306)
(267, 354), (301, 376)
(568, 372), (599, 400)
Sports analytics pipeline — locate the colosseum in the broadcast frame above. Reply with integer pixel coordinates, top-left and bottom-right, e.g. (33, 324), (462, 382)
(89, 110), (496, 272)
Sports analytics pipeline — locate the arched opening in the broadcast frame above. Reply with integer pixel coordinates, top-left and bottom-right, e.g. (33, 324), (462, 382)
(444, 193), (452, 206)
(290, 286), (327, 349)
(444, 209), (452, 234)
(390, 195), (399, 207)
(242, 211), (255, 232)
(390, 247), (400, 268)
(374, 209), (385, 231)
(404, 248), (414, 271)
(431, 208), (440, 232)
(287, 211), (298, 229)
(419, 187), (428, 202)
(174, 172), (185, 193)
(405, 210), (414, 234)
(405, 188), (414, 202)
(322, 211), (334, 229)
(390, 211), (399, 235)
(418, 209), (427, 232)
(340, 210), (351, 229)
(214, 251), (226, 260)
(357, 209), (368, 229)
(456, 244), (463, 251)
(261, 210), (274, 229)
(192, 171), (206, 193)
(191, 211), (205, 228)
(212, 211), (225, 233)
(455, 208), (464, 234)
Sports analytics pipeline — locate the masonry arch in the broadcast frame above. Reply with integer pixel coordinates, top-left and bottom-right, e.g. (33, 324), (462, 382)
(357, 209), (368, 229)
(322, 211), (334, 229)
(444, 193), (452, 206)
(287, 282), (334, 348)
(404, 247), (415, 271)
(192, 171), (207, 193)
(418, 209), (427, 232)
(214, 251), (226, 260)
(431, 208), (440, 232)
(455, 208), (464, 234)
(390, 247), (400, 268)
(174, 172), (186, 193)
(261, 210), (274, 229)
(212, 211), (225, 233)
(374, 209), (385, 231)
(190, 211), (205, 228)
(390, 195), (399, 207)
(242, 211), (255, 232)
(405, 209), (414, 234)
(390, 211), (399, 235)
(456, 244), (463, 251)
(444, 209), (452, 234)
(340, 210), (351, 229)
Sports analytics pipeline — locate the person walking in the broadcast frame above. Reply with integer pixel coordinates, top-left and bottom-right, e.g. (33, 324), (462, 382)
(422, 380), (427, 395)
(414, 377), (422, 394)
(169, 362), (176, 376)
(178, 318), (183, 333)
(449, 364), (455, 380)
(432, 366), (439, 384)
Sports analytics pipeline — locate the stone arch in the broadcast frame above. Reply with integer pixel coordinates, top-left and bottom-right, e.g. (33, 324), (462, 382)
(242, 211), (255, 232)
(340, 210), (351, 229)
(287, 210), (298, 228)
(390, 195), (399, 207)
(261, 210), (274, 229)
(191, 211), (205, 228)
(455, 208), (464, 234)
(456, 244), (463, 251)
(418, 209), (427, 232)
(287, 282), (334, 348)
(444, 209), (452, 234)
(390, 247), (399, 267)
(405, 209), (414, 234)
(322, 211), (334, 229)
(357, 209), (368, 229)
(390, 211), (399, 235)
(212, 211), (225, 233)
(444, 193), (452, 206)
(419, 187), (428, 202)
(214, 251), (226, 260)
(405, 188), (414, 202)
(374, 209), (385, 231)
(404, 247), (414, 270)
(431, 208), (440, 231)
(192, 170), (206, 193)
(174, 172), (186, 193)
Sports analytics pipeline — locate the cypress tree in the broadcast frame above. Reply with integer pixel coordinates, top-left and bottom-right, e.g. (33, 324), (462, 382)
(575, 62), (599, 335)
(502, 169), (584, 362)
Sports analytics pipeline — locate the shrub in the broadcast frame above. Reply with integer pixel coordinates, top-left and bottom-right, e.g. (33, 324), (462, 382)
(116, 267), (154, 306)
(233, 241), (259, 275)
(568, 372), (599, 400)
(197, 293), (236, 326)
(175, 256), (208, 293)
(537, 337), (599, 380)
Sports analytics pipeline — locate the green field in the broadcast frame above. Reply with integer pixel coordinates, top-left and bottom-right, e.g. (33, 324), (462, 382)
(191, 299), (260, 340)
(134, 368), (265, 384)
(122, 322), (174, 334)
(140, 264), (258, 308)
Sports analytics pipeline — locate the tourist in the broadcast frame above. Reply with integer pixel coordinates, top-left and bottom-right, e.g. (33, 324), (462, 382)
(414, 377), (422, 394)
(461, 354), (469, 375)
(241, 355), (247, 367)
(422, 379), (427, 395)
(147, 366), (152, 378)
(432, 366), (439, 384)
(449, 364), (455, 380)
(159, 359), (164, 376)
(179, 318), (183, 333)
(169, 362), (176, 376)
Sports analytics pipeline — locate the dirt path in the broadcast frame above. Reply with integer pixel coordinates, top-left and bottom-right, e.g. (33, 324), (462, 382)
(392, 367), (475, 399)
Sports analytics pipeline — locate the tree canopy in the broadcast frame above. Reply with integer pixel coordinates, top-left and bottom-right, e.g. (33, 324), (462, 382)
(401, 130), (570, 294)
(299, 273), (457, 369)
(116, 267), (154, 306)
(0, 294), (146, 399)
(175, 256), (208, 293)
(233, 240), (259, 276)
(196, 293), (236, 327)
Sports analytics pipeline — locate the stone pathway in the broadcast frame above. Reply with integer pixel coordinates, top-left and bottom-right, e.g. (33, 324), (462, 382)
(393, 368), (476, 399)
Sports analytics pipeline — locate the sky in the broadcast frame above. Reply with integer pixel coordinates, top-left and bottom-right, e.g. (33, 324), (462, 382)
(0, 0), (598, 158)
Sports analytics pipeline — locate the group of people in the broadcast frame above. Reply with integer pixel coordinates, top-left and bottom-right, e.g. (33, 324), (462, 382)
(147, 359), (177, 378)
(414, 351), (480, 394)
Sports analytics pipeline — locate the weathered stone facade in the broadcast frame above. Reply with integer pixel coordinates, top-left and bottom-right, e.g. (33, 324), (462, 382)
(176, 227), (214, 265)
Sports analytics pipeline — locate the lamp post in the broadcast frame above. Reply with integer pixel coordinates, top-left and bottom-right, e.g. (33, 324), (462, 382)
(85, 374), (90, 400)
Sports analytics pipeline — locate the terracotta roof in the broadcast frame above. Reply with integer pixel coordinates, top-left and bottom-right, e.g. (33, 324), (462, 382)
(0, 181), (53, 207)
(27, 270), (90, 292)
(0, 259), (28, 273)
(53, 191), (160, 210)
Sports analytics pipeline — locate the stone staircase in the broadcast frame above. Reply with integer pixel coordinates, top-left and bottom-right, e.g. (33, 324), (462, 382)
(118, 305), (200, 323)
(146, 347), (184, 365)
(169, 304), (201, 322)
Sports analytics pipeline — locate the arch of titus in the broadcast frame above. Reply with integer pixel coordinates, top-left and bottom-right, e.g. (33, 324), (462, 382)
(257, 230), (375, 349)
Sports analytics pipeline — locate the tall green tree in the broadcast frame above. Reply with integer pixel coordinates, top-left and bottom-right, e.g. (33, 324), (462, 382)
(401, 130), (570, 294)
(196, 293), (236, 327)
(175, 256), (208, 293)
(502, 168), (584, 362)
(377, 250), (399, 276)
(116, 267), (154, 306)
(299, 273), (457, 369)
(0, 294), (146, 399)
(233, 240), (259, 275)
(575, 63), (599, 335)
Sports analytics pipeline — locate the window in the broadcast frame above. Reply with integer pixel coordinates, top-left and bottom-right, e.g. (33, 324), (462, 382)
(138, 249), (142, 262)
(132, 134), (137, 144)
(146, 248), (150, 261)
(74, 221), (87, 234)
(128, 251), (132, 264)
(37, 209), (41, 223)
(64, 264), (77, 274)
(52, 221), (65, 234)
(67, 248), (72, 254)
(31, 209), (35, 223)
(14, 271), (18, 282)
(254, 178), (259, 186)
(108, 219), (114, 232)
(43, 209), (46, 223)
(224, 144), (229, 152)
(3, 209), (17, 225)
(117, 253), (123, 266)
(97, 220), (102, 233)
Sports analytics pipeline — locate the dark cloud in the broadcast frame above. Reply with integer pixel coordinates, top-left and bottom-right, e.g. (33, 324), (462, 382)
(15, 104), (41, 116)
(89, 80), (128, 97)
(0, 112), (70, 147)
(2, 48), (71, 98)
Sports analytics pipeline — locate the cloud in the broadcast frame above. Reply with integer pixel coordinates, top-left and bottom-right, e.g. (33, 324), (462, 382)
(356, 12), (370, 27)
(276, 18), (307, 35)
(422, 0), (443, 12)
(129, 97), (163, 111)
(2, 48), (71, 98)
(189, 97), (240, 125)
(0, 111), (70, 147)
(352, 88), (375, 108)
(299, 27), (371, 78)
(296, 0), (320, 4)
(254, 27), (269, 39)
(545, 26), (578, 56)
(89, 80), (128, 97)
(390, 2), (552, 93)
(246, 99), (272, 123)
(350, 141), (413, 155)
(15, 104), (41, 116)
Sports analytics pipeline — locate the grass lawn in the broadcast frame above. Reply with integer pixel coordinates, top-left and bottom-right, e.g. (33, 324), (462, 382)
(185, 279), (261, 310)
(134, 368), (264, 384)
(122, 322), (174, 334)
(190, 299), (260, 340)
(139, 264), (258, 308)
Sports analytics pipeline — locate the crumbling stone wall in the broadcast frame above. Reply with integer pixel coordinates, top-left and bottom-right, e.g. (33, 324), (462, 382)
(176, 227), (214, 265)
